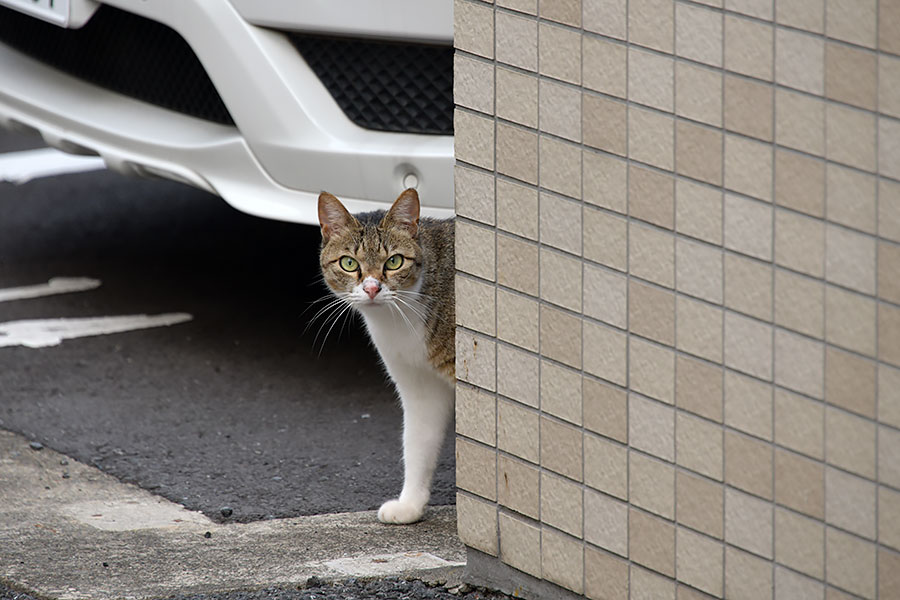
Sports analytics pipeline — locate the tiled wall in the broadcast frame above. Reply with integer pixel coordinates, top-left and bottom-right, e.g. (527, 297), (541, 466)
(452, 0), (900, 598)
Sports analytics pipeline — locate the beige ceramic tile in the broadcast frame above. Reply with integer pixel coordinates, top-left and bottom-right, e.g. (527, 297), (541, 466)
(630, 221), (675, 288)
(456, 437), (497, 500)
(628, 164), (674, 229)
(497, 398), (539, 463)
(583, 36), (626, 98)
(826, 103), (877, 173)
(725, 429), (773, 499)
(879, 546), (900, 600)
(826, 527), (876, 599)
(628, 47), (674, 112)
(455, 0), (494, 59)
(630, 450), (676, 518)
(541, 193), (582, 257)
(826, 163), (876, 234)
(825, 347), (876, 419)
(724, 311), (773, 381)
(880, 486), (900, 551)
(498, 0), (537, 14)
(880, 364), (900, 428)
(456, 275), (496, 336)
(827, 0), (877, 48)
(880, 303), (900, 368)
(497, 287), (539, 351)
(629, 393), (675, 461)
(495, 11), (536, 70)
(540, 471), (583, 537)
(496, 233), (537, 295)
(584, 0), (627, 40)
(456, 492), (498, 556)
(825, 285), (877, 358)
(826, 466), (876, 539)
(629, 0), (675, 53)
(776, 0), (824, 33)
(540, 360), (582, 426)
(539, 248), (582, 312)
(881, 117), (900, 182)
(631, 565), (676, 600)
(629, 279), (675, 345)
(583, 94), (627, 156)
(675, 2), (722, 67)
(775, 28), (825, 95)
(585, 547), (629, 600)
(584, 207), (627, 271)
(825, 407), (876, 479)
(775, 508), (824, 578)
(676, 179), (723, 245)
(825, 224), (876, 295)
(457, 330), (497, 392)
(496, 67), (538, 128)
(774, 388), (824, 460)
(630, 338), (675, 404)
(497, 344), (539, 407)
(825, 42), (877, 111)
(774, 208), (825, 278)
(676, 120), (724, 186)
(725, 194), (772, 262)
(677, 411), (724, 480)
(497, 179), (537, 240)
(585, 432), (628, 499)
(539, 22), (581, 84)
(541, 416), (583, 481)
(880, 55), (900, 119)
(584, 150), (627, 214)
(497, 454), (540, 518)
(630, 507), (676, 577)
(457, 220), (496, 281)
(540, 138), (582, 201)
(676, 295), (724, 364)
(724, 134), (773, 202)
(584, 264), (627, 329)
(774, 269), (824, 339)
(775, 88), (826, 157)
(724, 253), (773, 322)
(676, 355), (723, 422)
(629, 105), (675, 171)
(775, 447), (825, 519)
(538, 79), (581, 142)
(774, 329), (824, 400)
(675, 62), (723, 127)
(541, 306), (581, 369)
(726, 0), (772, 18)
(540, 0), (581, 26)
(775, 149), (825, 218)
(455, 165), (495, 226)
(677, 527), (724, 597)
(725, 487), (773, 559)
(879, 241), (900, 304)
(583, 320), (627, 385)
(455, 110), (494, 170)
(496, 122), (538, 185)
(880, 0), (900, 55)
(677, 237), (723, 304)
(585, 489), (628, 556)
(725, 75), (773, 142)
(726, 546), (774, 600)
(584, 377), (627, 443)
(456, 384), (497, 446)
(774, 567), (824, 600)
(455, 54), (494, 116)
(677, 470), (724, 538)
(499, 511), (541, 578)
(724, 369), (773, 440)
(879, 425), (900, 488)
(724, 15), (774, 81)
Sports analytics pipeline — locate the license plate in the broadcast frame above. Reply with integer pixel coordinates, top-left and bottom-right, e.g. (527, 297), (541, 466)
(0, 0), (71, 27)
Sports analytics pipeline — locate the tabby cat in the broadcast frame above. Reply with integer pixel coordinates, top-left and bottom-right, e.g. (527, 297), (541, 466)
(317, 189), (455, 524)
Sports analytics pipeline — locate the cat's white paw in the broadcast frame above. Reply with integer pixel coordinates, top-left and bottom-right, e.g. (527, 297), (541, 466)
(377, 499), (424, 524)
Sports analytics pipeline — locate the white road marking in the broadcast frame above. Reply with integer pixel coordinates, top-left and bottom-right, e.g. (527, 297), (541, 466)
(0, 313), (193, 348)
(323, 552), (465, 577)
(0, 148), (105, 184)
(0, 277), (101, 302)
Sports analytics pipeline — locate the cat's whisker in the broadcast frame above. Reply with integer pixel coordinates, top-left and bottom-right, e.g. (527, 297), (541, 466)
(389, 300), (418, 336)
(316, 302), (355, 356)
(394, 296), (428, 324)
(311, 299), (351, 348)
(303, 295), (350, 334)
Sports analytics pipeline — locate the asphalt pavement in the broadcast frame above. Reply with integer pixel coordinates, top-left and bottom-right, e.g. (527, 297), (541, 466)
(0, 134), (455, 523)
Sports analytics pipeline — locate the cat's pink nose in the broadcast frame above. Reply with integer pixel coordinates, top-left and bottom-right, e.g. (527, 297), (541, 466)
(363, 280), (381, 299)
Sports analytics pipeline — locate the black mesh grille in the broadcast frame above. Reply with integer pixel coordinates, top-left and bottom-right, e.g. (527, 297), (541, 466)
(0, 5), (234, 126)
(290, 36), (453, 136)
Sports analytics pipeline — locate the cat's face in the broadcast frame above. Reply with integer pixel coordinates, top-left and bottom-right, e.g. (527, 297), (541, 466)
(318, 190), (423, 308)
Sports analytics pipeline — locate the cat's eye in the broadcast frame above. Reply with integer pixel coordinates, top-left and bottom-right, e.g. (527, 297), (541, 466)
(339, 256), (359, 272)
(385, 254), (404, 270)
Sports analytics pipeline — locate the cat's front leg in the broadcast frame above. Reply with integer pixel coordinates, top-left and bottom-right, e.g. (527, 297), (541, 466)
(378, 370), (454, 524)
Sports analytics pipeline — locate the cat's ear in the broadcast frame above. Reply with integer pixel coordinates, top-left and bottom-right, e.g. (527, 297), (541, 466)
(318, 192), (355, 243)
(384, 188), (420, 237)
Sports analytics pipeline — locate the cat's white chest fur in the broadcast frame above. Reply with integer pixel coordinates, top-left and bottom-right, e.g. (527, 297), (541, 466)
(359, 305), (429, 370)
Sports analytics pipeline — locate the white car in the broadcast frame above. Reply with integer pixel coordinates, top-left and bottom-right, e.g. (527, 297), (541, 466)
(0, 0), (455, 224)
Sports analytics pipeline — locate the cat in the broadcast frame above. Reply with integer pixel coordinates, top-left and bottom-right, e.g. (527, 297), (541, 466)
(317, 188), (455, 524)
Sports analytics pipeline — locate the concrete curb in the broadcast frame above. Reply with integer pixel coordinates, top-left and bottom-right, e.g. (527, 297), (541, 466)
(0, 430), (465, 600)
